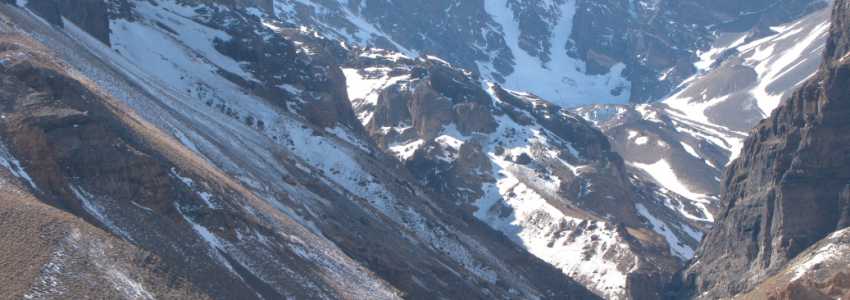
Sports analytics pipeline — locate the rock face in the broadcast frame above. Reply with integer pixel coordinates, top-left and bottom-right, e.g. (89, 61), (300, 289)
(272, 0), (824, 104)
(677, 0), (850, 298)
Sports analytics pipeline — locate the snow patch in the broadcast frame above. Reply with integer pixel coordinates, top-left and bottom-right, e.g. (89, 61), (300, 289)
(480, 0), (630, 106)
(631, 160), (714, 222)
(170, 168), (220, 209)
(740, 18), (830, 115)
(680, 142), (700, 159)
(635, 203), (694, 259)
(107, 269), (155, 300)
(23, 248), (66, 299)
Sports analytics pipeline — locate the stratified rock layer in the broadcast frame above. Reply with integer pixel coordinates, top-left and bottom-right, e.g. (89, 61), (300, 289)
(678, 0), (850, 298)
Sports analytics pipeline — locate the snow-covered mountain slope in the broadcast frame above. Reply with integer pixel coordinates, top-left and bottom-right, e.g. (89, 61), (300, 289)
(1, 1), (601, 299)
(340, 47), (714, 299)
(574, 5), (833, 227)
(270, 0), (826, 105)
(14, 0), (801, 297)
(664, 5), (833, 140)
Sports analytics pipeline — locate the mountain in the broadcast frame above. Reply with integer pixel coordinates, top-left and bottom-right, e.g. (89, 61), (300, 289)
(573, 4), (833, 229)
(0, 1), (599, 298)
(0, 0), (846, 299)
(342, 47), (694, 298)
(675, 0), (850, 297)
(271, 0), (825, 105)
(334, 6), (839, 297)
(1, 0), (710, 298)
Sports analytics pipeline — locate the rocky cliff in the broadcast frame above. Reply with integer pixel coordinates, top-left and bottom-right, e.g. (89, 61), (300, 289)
(677, 0), (850, 297)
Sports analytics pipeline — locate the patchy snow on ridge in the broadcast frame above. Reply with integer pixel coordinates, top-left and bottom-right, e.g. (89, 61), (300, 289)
(106, 269), (155, 300)
(468, 107), (631, 298)
(741, 17), (831, 115)
(23, 247), (67, 299)
(663, 6), (830, 163)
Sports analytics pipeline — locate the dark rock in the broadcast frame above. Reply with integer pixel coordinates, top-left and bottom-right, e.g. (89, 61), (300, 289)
(515, 153), (532, 165)
(25, 0), (62, 26)
(25, 0), (111, 45)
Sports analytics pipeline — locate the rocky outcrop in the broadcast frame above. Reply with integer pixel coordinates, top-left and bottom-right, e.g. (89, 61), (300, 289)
(22, 0), (112, 45)
(574, 104), (724, 228)
(677, 0), (850, 298)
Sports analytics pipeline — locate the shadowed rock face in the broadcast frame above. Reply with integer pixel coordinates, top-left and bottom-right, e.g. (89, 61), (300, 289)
(23, 0), (113, 45)
(677, 0), (850, 298)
